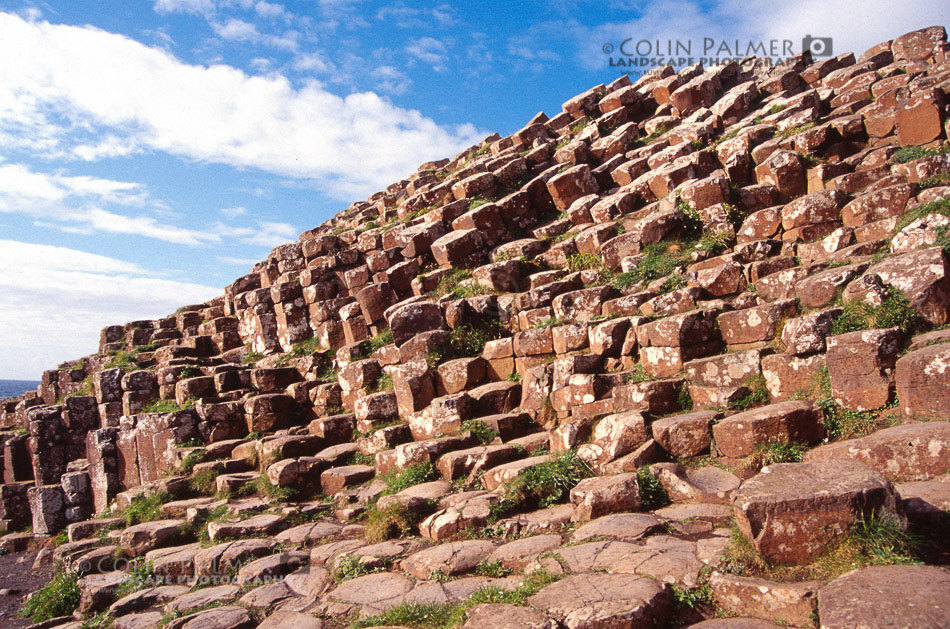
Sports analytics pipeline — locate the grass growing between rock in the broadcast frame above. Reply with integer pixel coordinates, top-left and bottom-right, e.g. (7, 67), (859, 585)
(718, 512), (920, 582)
(807, 365), (895, 440)
(333, 554), (383, 582)
(637, 465), (670, 510)
(18, 568), (80, 623)
(611, 241), (694, 289)
(830, 290), (919, 335)
(113, 559), (156, 600)
(748, 441), (807, 472)
(461, 419), (499, 445)
(426, 319), (507, 366)
(123, 491), (171, 526)
(189, 469), (220, 495)
(363, 502), (418, 543)
(427, 269), (494, 300)
(379, 462), (439, 496)
(889, 144), (950, 164)
(489, 450), (593, 520)
(729, 374), (770, 411)
(352, 568), (561, 628)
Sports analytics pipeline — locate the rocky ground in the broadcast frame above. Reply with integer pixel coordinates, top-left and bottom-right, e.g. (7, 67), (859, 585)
(2, 23), (950, 629)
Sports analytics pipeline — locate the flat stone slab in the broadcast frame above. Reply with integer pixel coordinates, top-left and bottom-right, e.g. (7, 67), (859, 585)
(527, 572), (672, 628)
(898, 474), (950, 526)
(208, 513), (285, 542)
(539, 540), (640, 574)
(325, 571), (414, 612)
(400, 540), (496, 579)
(710, 571), (819, 627)
(805, 421), (950, 482)
(818, 565), (950, 628)
(164, 584), (239, 613)
(120, 519), (185, 557)
(487, 534), (562, 571)
(193, 538), (277, 577)
(570, 513), (662, 542)
(463, 603), (557, 628)
(274, 521), (342, 546)
(732, 460), (900, 565)
(257, 610), (325, 629)
(165, 604), (252, 629)
(609, 536), (703, 587)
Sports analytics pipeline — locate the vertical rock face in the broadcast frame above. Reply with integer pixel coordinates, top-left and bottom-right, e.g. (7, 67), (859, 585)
(825, 328), (902, 411)
(895, 343), (950, 419)
(2, 24), (950, 627)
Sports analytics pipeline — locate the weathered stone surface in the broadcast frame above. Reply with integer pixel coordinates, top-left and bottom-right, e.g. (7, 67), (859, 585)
(818, 564), (950, 629)
(844, 248), (950, 326)
(650, 463), (740, 504)
(718, 300), (797, 348)
(527, 573), (672, 629)
(825, 328), (901, 411)
(462, 603), (557, 629)
(401, 540), (495, 579)
(569, 473), (640, 521)
(895, 343), (950, 419)
(710, 572), (819, 628)
(780, 309), (839, 355)
(571, 513), (662, 542)
(486, 534), (562, 571)
(805, 422), (950, 482)
(713, 401), (824, 458)
(120, 519), (184, 557)
(732, 460), (901, 564)
(651, 411), (716, 458)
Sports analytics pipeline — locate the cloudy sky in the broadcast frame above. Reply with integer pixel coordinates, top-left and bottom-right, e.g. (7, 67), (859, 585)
(0, 0), (945, 379)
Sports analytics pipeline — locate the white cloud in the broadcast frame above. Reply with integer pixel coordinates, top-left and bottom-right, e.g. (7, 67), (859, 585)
(218, 255), (259, 266)
(405, 36), (451, 71)
(0, 13), (484, 200)
(292, 51), (336, 74)
(213, 18), (259, 41)
(211, 219), (298, 247)
(376, 3), (457, 29)
(0, 240), (220, 379)
(0, 162), (220, 246)
(371, 65), (412, 95)
(254, 1), (286, 18)
(155, 0), (219, 15)
(221, 205), (248, 217)
(153, 0), (216, 16)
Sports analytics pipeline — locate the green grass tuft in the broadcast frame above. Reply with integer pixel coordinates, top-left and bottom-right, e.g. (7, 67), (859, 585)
(490, 450), (592, 520)
(637, 465), (670, 510)
(18, 569), (80, 623)
(461, 419), (499, 445)
(890, 144), (950, 164)
(831, 290), (919, 335)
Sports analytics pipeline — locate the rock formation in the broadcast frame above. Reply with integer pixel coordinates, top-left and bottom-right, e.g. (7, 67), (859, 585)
(2, 24), (950, 629)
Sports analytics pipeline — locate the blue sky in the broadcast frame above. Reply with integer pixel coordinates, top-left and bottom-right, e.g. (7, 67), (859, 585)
(0, 0), (945, 379)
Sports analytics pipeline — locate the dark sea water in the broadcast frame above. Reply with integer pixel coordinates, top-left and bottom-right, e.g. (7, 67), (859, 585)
(0, 380), (39, 399)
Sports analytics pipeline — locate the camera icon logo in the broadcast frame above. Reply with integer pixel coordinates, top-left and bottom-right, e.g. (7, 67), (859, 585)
(802, 35), (833, 57)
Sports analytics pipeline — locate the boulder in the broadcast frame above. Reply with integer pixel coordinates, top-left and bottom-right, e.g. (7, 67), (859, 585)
(732, 460), (901, 564)
(569, 473), (640, 521)
(895, 343), (950, 419)
(805, 422), (950, 482)
(825, 328), (901, 411)
(713, 401), (824, 458)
